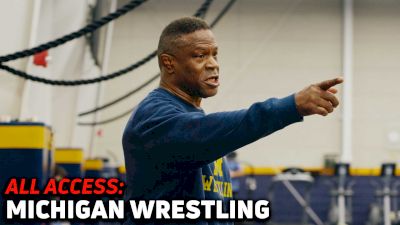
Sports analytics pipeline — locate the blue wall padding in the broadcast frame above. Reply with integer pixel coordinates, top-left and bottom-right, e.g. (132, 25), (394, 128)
(235, 175), (391, 225)
(0, 149), (47, 190)
(47, 149), (54, 180)
(85, 170), (102, 178)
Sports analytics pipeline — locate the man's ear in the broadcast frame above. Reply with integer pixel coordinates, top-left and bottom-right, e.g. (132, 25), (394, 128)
(160, 54), (174, 74)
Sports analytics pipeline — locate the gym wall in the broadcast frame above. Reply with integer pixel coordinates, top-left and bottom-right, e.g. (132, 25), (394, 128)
(1, 0), (400, 168)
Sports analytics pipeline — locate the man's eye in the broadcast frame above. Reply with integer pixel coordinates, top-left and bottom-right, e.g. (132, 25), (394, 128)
(195, 54), (205, 59)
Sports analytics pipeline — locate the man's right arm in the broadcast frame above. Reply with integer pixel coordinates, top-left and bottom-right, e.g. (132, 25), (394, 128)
(130, 94), (302, 168)
(127, 77), (343, 168)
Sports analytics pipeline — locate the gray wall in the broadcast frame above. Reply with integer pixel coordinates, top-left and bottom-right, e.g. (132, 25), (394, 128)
(353, 0), (400, 167)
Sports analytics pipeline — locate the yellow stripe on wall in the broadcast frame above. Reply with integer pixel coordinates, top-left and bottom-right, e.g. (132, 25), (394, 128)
(118, 166), (126, 174)
(84, 159), (104, 171)
(241, 167), (400, 177)
(243, 167), (283, 175)
(55, 149), (83, 164)
(0, 125), (51, 149)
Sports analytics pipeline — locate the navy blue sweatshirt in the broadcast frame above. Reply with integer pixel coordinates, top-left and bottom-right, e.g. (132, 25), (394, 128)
(122, 88), (303, 225)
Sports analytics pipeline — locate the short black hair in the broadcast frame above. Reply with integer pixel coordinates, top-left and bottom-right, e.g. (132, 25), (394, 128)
(157, 17), (210, 64)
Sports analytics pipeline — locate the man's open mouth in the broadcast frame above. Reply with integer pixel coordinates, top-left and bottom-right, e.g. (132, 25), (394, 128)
(204, 76), (220, 87)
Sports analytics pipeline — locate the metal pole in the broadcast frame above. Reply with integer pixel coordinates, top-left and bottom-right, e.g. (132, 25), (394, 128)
(383, 171), (392, 225)
(337, 176), (347, 225)
(341, 0), (353, 163)
(383, 185), (391, 225)
(270, 167), (324, 225)
(281, 179), (325, 225)
(89, 0), (117, 158)
(337, 164), (350, 225)
(339, 1), (354, 223)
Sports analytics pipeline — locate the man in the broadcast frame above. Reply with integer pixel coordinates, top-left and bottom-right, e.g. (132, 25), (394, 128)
(122, 17), (342, 224)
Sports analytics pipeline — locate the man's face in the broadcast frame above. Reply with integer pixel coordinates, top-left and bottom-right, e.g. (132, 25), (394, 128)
(171, 29), (219, 98)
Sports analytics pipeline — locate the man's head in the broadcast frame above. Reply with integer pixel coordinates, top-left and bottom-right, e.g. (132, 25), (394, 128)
(157, 17), (219, 102)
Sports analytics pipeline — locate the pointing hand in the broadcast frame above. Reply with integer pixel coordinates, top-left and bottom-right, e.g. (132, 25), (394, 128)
(295, 77), (343, 116)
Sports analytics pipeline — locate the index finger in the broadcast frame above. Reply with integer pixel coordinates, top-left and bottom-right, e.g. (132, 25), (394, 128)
(317, 77), (343, 90)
